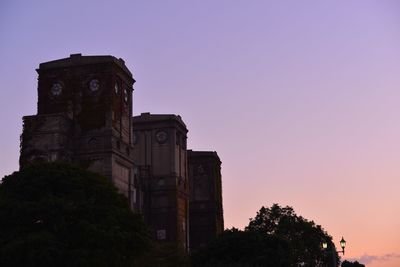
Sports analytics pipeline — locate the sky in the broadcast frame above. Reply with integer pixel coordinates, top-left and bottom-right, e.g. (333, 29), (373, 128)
(1, 0), (400, 266)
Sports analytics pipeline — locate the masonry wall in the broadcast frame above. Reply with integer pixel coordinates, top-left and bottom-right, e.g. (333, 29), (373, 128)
(20, 54), (137, 211)
(188, 150), (224, 250)
(132, 113), (190, 249)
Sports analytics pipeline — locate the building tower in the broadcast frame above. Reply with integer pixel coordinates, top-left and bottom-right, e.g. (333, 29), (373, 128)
(188, 150), (224, 250)
(19, 54), (224, 250)
(20, 54), (138, 209)
(132, 113), (189, 249)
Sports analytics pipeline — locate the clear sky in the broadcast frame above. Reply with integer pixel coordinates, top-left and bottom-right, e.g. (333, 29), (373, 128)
(1, 1), (399, 266)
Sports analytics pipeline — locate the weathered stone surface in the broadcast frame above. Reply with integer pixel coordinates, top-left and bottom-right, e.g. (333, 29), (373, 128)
(133, 112), (190, 249)
(20, 54), (136, 210)
(20, 54), (224, 252)
(20, 113), (73, 167)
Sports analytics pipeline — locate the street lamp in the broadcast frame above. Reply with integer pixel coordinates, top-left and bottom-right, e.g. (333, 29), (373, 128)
(322, 237), (346, 255)
(339, 237), (346, 255)
(322, 237), (346, 267)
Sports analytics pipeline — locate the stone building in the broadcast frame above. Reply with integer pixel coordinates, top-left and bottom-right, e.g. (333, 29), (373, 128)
(19, 54), (137, 208)
(188, 150), (224, 250)
(19, 54), (223, 251)
(132, 112), (190, 248)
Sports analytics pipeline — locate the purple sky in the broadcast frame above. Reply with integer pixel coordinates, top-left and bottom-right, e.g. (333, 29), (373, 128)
(1, 1), (400, 266)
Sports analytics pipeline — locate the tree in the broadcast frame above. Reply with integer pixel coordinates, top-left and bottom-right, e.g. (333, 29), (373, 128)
(0, 162), (151, 267)
(342, 260), (365, 267)
(191, 228), (292, 267)
(192, 204), (339, 267)
(246, 204), (339, 266)
(138, 241), (190, 267)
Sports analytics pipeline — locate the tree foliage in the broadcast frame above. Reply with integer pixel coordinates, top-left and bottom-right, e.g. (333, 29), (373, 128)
(191, 228), (291, 267)
(138, 241), (190, 267)
(0, 162), (151, 267)
(246, 204), (339, 266)
(342, 260), (365, 267)
(192, 204), (339, 267)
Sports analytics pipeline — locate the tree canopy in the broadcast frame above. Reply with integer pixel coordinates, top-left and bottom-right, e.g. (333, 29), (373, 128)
(192, 204), (339, 267)
(191, 228), (292, 267)
(246, 204), (339, 266)
(342, 260), (365, 267)
(0, 162), (150, 267)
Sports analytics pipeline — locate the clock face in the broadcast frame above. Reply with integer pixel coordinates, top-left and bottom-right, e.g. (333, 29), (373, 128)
(51, 83), (63, 96)
(89, 79), (100, 92)
(114, 82), (119, 94)
(156, 130), (168, 144)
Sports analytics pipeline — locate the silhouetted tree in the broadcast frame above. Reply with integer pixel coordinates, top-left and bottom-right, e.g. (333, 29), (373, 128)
(246, 204), (339, 266)
(342, 260), (365, 267)
(192, 204), (339, 267)
(191, 228), (292, 267)
(0, 162), (151, 267)
(138, 241), (190, 267)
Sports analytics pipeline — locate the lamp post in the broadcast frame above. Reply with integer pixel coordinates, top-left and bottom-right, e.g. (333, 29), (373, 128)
(339, 237), (346, 255)
(322, 236), (346, 267)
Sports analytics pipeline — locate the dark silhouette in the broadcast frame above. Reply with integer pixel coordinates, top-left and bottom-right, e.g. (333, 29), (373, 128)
(247, 204), (339, 266)
(342, 260), (365, 267)
(19, 54), (225, 250)
(0, 162), (150, 267)
(138, 242), (190, 267)
(188, 150), (224, 250)
(192, 204), (339, 267)
(191, 228), (292, 267)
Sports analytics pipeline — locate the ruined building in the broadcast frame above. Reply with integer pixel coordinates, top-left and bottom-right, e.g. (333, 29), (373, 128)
(19, 54), (223, 251)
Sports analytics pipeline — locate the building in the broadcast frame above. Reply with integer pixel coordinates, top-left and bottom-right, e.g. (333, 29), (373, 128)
(19, 54), (223, 250)
(19, 54), (137, 208)
(132, 112), (189, 248)
(188, 150), (224, 250)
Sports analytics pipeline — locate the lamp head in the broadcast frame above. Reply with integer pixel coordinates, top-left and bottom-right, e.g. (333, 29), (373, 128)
(340, 237), (346, 249)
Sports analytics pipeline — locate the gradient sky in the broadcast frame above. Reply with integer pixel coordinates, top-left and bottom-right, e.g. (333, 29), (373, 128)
(1, 1), (400, 266)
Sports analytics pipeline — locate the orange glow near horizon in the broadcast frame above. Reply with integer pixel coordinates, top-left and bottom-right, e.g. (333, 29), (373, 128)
(1, 1), (400, 266)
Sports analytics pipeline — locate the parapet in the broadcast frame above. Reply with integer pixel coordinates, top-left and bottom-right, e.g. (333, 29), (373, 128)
(37, 53), (133, 77)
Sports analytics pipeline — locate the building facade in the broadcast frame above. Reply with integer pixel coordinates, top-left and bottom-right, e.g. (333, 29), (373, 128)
(20, 54), (137, 208)
(132, 113), (190, 248)
(188, 150), (224, 250)
(20, 54), (223, 250)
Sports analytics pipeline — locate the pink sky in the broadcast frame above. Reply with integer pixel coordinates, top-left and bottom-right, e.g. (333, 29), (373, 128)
(1, 1), (400, 266)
